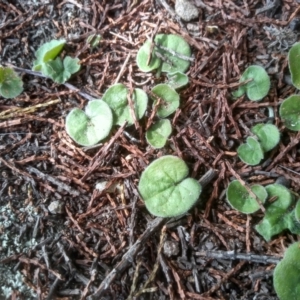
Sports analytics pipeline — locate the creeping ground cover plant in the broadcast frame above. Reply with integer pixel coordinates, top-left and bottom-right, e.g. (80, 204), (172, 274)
(138, 156), (202, 217)
(0, 66), (23, 99)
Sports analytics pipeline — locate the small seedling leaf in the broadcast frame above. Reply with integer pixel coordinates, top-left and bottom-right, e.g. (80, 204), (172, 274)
(33, 39), (66, 71)
(273, 242), (300, 300)
(288, 42), (300, 89)
(65, 100), (113, 146)
(102, 83), (148, 126)
(146, 119), (172, 148)
(279, 95), (300, 131)
(251, 123), (280, 152)
(255, 184), (295, 241)
(138, 156), (202, 217)
(42, 56), (80, 84)
(0, 67), (23, 99)
(167, 71), (189, 89)
(234, 65), (270, 101)
(87, 34), (102, 48)
(237, 137), (264, 166)
(136, 40), (162, 72)
(151, 84), (180, 118)
(155, 34), (192, 73)
(226, 180), (267, 214)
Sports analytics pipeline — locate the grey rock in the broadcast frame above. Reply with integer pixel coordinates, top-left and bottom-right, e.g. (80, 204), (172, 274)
(48, 200), (64, 214)
(175, 0), (199, 22)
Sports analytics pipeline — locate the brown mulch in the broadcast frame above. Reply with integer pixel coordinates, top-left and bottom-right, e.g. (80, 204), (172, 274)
(0, 0), (300, 299)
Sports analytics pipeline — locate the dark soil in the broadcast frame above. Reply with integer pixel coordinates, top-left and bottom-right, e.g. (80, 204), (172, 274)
(0, 0), (300, 299)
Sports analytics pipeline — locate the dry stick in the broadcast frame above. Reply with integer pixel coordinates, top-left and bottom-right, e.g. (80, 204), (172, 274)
(146, 19), (162, 66)
(87, 169), (216, 299)
(195, 249), (281, 264)
(26, 166), (80, 197)
(6, 65), (95, 102)
(114, 53), (131, 84)
(202, 261), (246, 297)
(81, 122), (127, 181)
(132, 226), (167, 298)
(154, 42), (194, 62)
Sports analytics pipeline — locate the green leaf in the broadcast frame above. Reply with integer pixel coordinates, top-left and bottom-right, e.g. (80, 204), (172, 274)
(273, 242), (300, 300)
(87, 34), (102, 48)
(288, 42), (300, 89)
(155, 34), (192, 73)
(167, 71), (189, 89)
(237, 137), (264, 166)
(251, 123), (280, 152)
(279, 95), (300, 131)
(33, 39), (66, 71)
(295, 200), (300, 222)
(136, 34), (192, 73)
(65, 100), (113, 146)
(151, 84), (180, 118)
(136, 39), (162, 72)
(138, 155), (202, 217)
(255, 184), (295, 241)
(226, 180), (267, 214)
(146, 119), (172, 148)
(0, 67), (23, 99)
(234, 65), (270, 101)
(42, 56), (80, 84)
(102, 83), (148, 126)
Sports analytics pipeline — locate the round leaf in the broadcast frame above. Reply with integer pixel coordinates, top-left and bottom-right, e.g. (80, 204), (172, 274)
(237, 65), (270, 101)
(279, 95), (300, 131)
(265, 184), (294, 211)
(237, 137), (264, 166)
(102, 83), (148, 126)
(33, 39), (66, 71)
(136, 40), (162, 72)
(65, 100), (113, 146)
(167, 71), (189, 89)
(151, 84), (180, 118)
(251, 123), (280, 152)
(138, 156), (202, 217)
(288, 42), (300, 89)
(146, 119), (172, 148)
(273, 242), (300, 300)
(155, 34), (192, 73)
(226, 180), (267, 214)
(0, 67), (23, 99)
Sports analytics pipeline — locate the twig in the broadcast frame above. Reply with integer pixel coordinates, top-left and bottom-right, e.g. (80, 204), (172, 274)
(115, 53), (131, 84)
(154, 42), (194, 62)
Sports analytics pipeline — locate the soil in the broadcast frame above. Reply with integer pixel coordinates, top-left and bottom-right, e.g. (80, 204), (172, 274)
(0, 0), (300, 299)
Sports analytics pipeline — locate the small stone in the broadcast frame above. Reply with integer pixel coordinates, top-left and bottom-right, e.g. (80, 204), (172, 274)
(175, 0), (199, 22)
(163, 240), (180, 257)
(48, 200), (64, 214)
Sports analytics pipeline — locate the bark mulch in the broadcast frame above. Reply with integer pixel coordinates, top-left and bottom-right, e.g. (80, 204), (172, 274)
(0, 0), (300, 299)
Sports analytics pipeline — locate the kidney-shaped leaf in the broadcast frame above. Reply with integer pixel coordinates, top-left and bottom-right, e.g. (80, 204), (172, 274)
(273, 242), (300, 300)
(146, 119), (172, 148)
(226, 180), (267, 214)
(251, 123), (280, 152)
(237, 137), (264, 166)
(167, 71), (189, 89)
(0, 67), (23, 99)
(65, 100), (113, 146)
(33, 39), (66, 71)
(138, 156), (202, 217)
(151, 84), (180, 118)
(233, 65), (270, 101)
(155, 34), (192, 73)
(288, 42), (300, 89)
(279, 95), (300, 131)
(102, 83), (148, 126)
